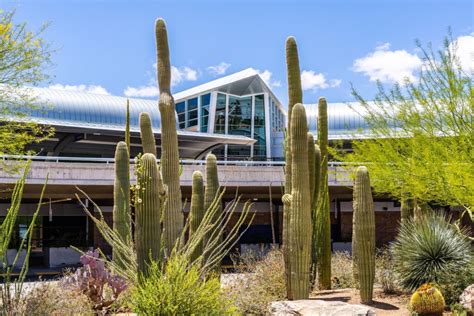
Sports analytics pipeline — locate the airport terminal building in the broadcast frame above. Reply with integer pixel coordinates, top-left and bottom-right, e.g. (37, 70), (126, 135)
(1, 68), (406, 269)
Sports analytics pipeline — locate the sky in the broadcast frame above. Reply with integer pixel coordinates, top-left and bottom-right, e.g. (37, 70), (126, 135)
(3, 0), (473, 106)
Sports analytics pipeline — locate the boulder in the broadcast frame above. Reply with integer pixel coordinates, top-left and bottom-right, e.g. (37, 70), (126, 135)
(459, 284), (474, 311)
(270, 300), (376, 316)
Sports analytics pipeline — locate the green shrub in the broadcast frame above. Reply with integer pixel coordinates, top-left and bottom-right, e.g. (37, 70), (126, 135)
(391, 212), (472, 291)
(130, 255), (236, 315)
(225, 248), (286, 314)
(437, 262), (474, 307)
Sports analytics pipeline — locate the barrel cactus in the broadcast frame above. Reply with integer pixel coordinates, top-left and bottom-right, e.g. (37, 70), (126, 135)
(352, 166), (375, 304)
(155, 18), (184, 255)
(189, 170), (205, 263)
(315, 97), (331, 289)
(410, 284), (445, 316)
(139, 112), (157, 156)
(112, 141), (131, 268)
(281, 103), (312, 300)
(135, 153), (163, 275)
(283, 36), (303, 298)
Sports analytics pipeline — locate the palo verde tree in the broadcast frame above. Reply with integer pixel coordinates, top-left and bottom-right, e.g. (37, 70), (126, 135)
(334, 33), (473, 219)
(0, 10), (54, 163)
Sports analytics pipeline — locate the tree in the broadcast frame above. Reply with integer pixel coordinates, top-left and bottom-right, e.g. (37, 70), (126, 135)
(334, 33), (473, 218)
(0, 10), (54, 162)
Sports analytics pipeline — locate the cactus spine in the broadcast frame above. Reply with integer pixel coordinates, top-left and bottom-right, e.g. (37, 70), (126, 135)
(409, 284), (445, 316)
(315, 97), (331, 289)
(112, 141), (131, 268)
(135, 153), (163, 275)
(155, 19), (183, 255)
(283, 36), (303, 298)
(352, 166), (375, 304)
(307, 133), (316, 208)
(282, 103), (312, 300)
(203, 154), (222, 273)
(189, 170), (205, 263)
(139, 112), (157, 156)
(311, 144), (321, 283)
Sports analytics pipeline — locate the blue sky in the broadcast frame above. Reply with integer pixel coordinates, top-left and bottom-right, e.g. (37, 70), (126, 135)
(3, 0), (473, 105)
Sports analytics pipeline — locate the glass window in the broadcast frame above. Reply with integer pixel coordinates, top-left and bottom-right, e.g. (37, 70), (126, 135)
(176, 101), (186, 129)
(187, 97), (198, 127)
(253, 94), (266, 159)
(214, 93), (226, 134)
(227, 95), (252, 159)
(200, 93), (210, 132)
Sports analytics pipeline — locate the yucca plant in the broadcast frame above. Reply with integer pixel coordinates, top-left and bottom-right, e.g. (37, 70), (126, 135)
(391, 211), (472, 291)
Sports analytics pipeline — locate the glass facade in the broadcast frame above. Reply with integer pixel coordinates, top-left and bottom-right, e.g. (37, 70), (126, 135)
(187, 97), (198, 127)
(270, 97), (284, 132)
(227, 95), (252, 159)
(200, 93), (211, 132)
(214, 93), (227, 134)
(176, 101), (186, 129)
(253, 95), (266, 159)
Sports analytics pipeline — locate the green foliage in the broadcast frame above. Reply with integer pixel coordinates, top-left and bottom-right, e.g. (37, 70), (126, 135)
(334, 33), (473, 217)
(391, 212), (472, 291)
(155, 19), (184, 255)
(0, 10), (54, 164)
(226, 248), (286, 314)
(282, 103), (312, 300)
(352, 166), (375, 303)
(437, 262), (474, 307)
(315, 97), (331, 290)
(112, 141), (131, 269)
(130, 255), (236, 315)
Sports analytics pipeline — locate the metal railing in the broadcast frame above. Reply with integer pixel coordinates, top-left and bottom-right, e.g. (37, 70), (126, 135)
(1, 155), (349, 167)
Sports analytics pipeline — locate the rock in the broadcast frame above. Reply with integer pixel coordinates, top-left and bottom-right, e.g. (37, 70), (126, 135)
(459, 284), (474, 311)
(270, 300), (376, 316)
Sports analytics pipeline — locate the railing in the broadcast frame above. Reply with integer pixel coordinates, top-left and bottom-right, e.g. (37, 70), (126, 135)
(1, 155), (350, 167)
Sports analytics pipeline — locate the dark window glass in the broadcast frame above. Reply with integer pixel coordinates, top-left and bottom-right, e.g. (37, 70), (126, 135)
(187, 98), (198, 127)
(214, 93), (226, 134)
(253, 94), (266, 159)
(200, 93), (210, 132)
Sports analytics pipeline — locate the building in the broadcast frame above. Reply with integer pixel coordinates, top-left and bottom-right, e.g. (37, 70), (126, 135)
(0, 68), (405, 269)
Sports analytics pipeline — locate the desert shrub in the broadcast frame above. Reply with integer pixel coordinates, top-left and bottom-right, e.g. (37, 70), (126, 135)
(375, 248), (400, 294)
(225, 248), (286, 314)
(65, 249), (128, 313)
(437, 262), (474, 307)
(327, 251), (355, 289)
(391, 212), (472, 291)
(23, 280), (93, 315)
(130, 255), (236, 315)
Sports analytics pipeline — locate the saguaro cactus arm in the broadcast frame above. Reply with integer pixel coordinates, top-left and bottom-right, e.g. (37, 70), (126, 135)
(139, 112), (157, 156)
(189, 170), (205, 263)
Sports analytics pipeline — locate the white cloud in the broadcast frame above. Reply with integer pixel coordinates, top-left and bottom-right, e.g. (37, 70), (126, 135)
(123, 85), (159, 98)
(252, 68), (281, 87)
(207, 62), (231, 76)
(450, 34), (474, 73)
(49, 84), (110, 95)
(124, 64), (198, 98)
(353, 43), (423, 83)
(300, 70), (341, 91)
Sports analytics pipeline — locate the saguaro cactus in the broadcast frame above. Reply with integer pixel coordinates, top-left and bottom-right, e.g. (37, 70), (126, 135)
(311, 144), (321, 283)
(283, 36), (303, 298)
(203, 153), (222, 273)
(139, 112), (157, 156)
(189, 170), (204, 263)
(352, 166), (375, 304)
(282, 103), (312, 300)
(155, 18), (184, 254)
(112, 141), (131, 268)
(315, 97), (331, 289)
(135, 153), (163, 275)
(307, 133), (316, 207)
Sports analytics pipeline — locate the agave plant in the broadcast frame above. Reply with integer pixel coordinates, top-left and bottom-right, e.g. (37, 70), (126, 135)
(391, 211), (472, 291)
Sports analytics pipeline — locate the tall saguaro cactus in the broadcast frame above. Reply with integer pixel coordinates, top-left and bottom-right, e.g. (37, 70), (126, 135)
(307, 133), (316, 207)
(283, 36), (303, 298)
(139, 112), (157, 156)
(135, 153), (163, 275)
(282, 103), (312, 300)
(315, 97), (331, 289)
(112, 141), (131, 268)
(311, 143), (321, 283)
(155, 18), (184, 254)
(203, 153), (222, 273)
(352, 166), (375, 304)
(189, 170), (205, 263)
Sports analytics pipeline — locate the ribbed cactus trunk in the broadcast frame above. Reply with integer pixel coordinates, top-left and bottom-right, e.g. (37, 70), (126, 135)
(307, 133), (316, 207)
(155, 19), (183, 255)
(203, 154), (222, 274)
(311, 144), (321, 284)
(315, 97), (331, 289)
(135, 153), (163, 276)
(189, 170), (204, 263)
(283, 36), (303, 298)
(282, 104), (312, 300)
(139, 112), (157, 156)
(112, 141), (131, 269)
(352, 166), (375, 304)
